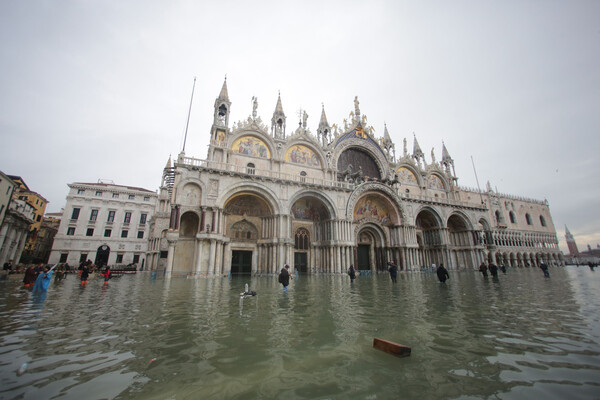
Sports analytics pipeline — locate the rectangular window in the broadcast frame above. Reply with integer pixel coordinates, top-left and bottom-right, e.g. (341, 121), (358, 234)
(133, 254), (140, 264)
(95, 191), (103, 197)
(86, 228), (94, 237)
(0, 205), (4, 215)
(79, 253), (88, 264)
(71, 207), (80, 220)
(128, 194), (135, 200)
(112, 192), (119, 198)
(36, 215), (41, 222)
(140, 213), (147, 224)
(7, 186), (12, 195)
(124, 212), (131, 223)
(144, 196), (150, 201)
(104, 229), (112, 237)
(77, 189), (85, 194)
(137, 231), (144, 239)
(66, 227), (75, 236)
(121, 230), (128, 238)
(160, 251), (168, 258)
(90, 209), (98, 221)
(107, 210), (115, 222)
(116, 254), (123, 263)
(59, 253), (68, 263)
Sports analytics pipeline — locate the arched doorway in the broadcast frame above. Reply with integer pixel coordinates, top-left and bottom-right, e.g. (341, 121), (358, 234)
(95, 245), (110, 267)
(447, 213), (473, 269)
(290, 194), (332, 274)
(415, 208), (442, 267)
(352, 192), (399, 271)
(294, 227), (310, 273)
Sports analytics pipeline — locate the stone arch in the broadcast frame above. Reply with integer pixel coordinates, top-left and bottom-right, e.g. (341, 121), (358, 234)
(289, 190), (336, 221)
(180, 211), (200, 238)
(395, 165), (422, 186)
(334, 140), (389, 182)
(447, 212), (475, 269)
(176, 179), (205, 206)
(230, 219), (258, 240)
(447, 211), (474, 231)
(426, 172), (448, 191)
(353, 192), (400, 227)
(218, 183), (280, 215)
(355, 222), (389, 271)
(346, 182), (405, 222)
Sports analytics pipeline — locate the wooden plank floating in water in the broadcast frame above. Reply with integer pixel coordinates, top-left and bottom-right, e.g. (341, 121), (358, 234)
(373, 338), (411, 358)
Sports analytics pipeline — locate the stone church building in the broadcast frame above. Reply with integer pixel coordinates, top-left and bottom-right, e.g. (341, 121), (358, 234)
(146, 80), (563, 276)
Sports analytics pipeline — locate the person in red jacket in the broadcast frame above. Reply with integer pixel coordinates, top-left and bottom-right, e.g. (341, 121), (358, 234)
(102, 266), (112, 285)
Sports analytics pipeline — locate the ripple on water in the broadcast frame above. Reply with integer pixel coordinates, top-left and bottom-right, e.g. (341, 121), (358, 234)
(0, 267), (599, 399)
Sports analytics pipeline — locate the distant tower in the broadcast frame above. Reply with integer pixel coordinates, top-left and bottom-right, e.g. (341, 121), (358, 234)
(271, 92), (286, 139)
(317, 104), (331, 147)
(208, 78), (231, 163)
(565, 226), (579, 256)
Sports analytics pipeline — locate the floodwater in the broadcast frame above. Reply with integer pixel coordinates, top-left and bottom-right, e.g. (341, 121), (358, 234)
(1, 266), (599, 400)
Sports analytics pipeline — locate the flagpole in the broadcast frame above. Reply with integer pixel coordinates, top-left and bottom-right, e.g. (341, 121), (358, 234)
(182, 77), (196, 153)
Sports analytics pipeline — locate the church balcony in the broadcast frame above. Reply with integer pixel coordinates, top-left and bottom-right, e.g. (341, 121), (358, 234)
(178, 157), (353, 190)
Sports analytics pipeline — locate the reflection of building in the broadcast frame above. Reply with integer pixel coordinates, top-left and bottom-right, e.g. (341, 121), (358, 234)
(147, 80), (563, 276)
(49, 182), (157, 268)
(6, 175), (48, 263)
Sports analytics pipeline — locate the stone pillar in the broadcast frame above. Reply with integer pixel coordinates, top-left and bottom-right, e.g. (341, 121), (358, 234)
(166, 240), (176, 274)
(208, 240), (216, 275)
(195, 240), (204, 274)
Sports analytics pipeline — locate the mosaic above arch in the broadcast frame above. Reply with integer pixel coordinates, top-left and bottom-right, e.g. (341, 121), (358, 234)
(285, 145), (321, 167)
(396, 167), (418, 186)
(291, 198), (329, 221)
(353, 194), (395, 226)
(224, 194), (272, 217)
(231, 136), (270, 159)
(427, 174), (444, 190)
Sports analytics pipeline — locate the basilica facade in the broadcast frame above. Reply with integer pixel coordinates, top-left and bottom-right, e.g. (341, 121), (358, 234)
(146, 80), (563, 276)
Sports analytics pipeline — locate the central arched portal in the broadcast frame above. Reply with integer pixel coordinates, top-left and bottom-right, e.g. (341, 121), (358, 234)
(290, 195), (331, 274)
(352, 191), (400, 272)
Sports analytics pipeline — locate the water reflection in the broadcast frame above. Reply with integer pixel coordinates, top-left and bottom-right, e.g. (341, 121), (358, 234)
(0, 267), (599, 399)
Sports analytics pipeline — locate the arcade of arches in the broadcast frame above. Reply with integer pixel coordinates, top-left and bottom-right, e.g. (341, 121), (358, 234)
(164, 187), (528, 275)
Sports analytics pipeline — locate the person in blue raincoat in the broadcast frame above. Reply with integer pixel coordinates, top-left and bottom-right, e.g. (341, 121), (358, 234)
(32, 265), (54, 293)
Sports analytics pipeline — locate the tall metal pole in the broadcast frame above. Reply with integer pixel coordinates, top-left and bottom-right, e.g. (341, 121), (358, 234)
(182, 77), (196, 152)
(471, 155), (484, 205)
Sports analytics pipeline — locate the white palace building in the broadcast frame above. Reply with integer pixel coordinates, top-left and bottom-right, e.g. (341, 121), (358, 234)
(146, 80), (563, 276)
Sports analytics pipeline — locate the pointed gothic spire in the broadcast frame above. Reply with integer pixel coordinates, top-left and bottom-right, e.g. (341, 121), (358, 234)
(271, 91), (286, 138)
(412, 133), (423, 158)
(442, 141), (452, 162)
(319, 103), (329, 126)
(165, 155), (172, 170)
(218, 76), (229, 101)
(383, 123), (391, 141)
(317, 103), (331, 147)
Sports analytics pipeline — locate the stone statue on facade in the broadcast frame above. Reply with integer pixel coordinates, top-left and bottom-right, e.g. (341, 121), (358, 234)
(252, 96), (258, 119)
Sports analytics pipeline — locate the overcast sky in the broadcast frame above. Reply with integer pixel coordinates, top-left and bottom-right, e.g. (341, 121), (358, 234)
(1, 1), (598, 253)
